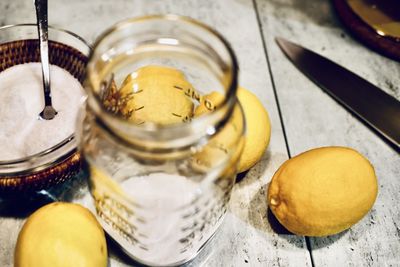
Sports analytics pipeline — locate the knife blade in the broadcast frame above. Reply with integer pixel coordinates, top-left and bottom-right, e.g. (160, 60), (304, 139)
(276, 37), (400, 150)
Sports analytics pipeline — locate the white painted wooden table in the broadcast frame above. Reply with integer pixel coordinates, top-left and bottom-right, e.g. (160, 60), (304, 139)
(0, 0), (399, 266)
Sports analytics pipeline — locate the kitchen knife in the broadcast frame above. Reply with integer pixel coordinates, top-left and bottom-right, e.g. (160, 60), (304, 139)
(276, 37), (400, 150)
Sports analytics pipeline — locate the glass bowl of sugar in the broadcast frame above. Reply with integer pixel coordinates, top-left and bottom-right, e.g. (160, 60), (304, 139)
(0, 24), (90, 194)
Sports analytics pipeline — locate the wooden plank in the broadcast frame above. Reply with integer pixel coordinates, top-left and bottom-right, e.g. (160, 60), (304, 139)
(255, 0), (400, 266)
(0, 0), (312, 266)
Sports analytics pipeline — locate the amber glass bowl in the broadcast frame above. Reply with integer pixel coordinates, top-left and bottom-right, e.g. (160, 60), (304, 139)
(0, 24), (90, 194)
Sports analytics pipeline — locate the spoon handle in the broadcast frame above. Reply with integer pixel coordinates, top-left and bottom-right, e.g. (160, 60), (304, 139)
(34, 0), (52, 107)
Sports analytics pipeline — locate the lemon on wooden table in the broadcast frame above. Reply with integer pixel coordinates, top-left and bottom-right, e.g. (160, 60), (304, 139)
(118, 65), (196, 125)
(192, 95), (244, 171)
(268, 147), (378, 237)
(15, 202), (107, 267)
(236, 87), (271, 173)
(194, 87), (271, 173)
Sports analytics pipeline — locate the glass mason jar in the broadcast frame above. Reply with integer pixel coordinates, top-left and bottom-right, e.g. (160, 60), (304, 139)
(78, 15), (244, 266)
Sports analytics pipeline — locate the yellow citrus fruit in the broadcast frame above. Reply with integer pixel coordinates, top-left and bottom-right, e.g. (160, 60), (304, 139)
(194, 87), (271, 173)
(15, 202), (107, 267)
(236, 87), (271, 173)
(268, 147), (378, 237)
(90, 165), (124, 196)
(119, 65), (196, 125)
(192, 100), (244, 172)
(194, 91), (225, 117)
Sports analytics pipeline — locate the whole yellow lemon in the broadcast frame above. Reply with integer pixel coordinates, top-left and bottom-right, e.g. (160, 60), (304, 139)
(194, 87), (271, 173)
(15, 202), (107, 267)
(119, 65), (196, 125)
(268, 147), (378, 236)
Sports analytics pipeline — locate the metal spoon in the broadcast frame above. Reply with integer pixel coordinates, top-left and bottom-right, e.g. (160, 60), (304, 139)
(35, 0), (57, 120)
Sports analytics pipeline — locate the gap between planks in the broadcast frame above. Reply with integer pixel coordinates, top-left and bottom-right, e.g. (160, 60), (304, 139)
(251, 0), (316, 266)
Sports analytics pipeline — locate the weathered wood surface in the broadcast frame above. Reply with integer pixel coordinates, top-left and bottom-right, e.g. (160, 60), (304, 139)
(255, 0), (400, 266)
(0, 0), (312, 266)
(1, 0), (399, 266)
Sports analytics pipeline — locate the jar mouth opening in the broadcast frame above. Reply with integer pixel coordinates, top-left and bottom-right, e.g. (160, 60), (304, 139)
(85, 14), (239, 136)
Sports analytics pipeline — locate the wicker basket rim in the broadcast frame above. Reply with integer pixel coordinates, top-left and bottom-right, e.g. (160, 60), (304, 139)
(0, 23), (92, 49)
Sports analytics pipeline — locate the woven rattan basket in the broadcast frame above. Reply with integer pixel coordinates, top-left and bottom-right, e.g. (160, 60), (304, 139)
(0, 31), (89, 194)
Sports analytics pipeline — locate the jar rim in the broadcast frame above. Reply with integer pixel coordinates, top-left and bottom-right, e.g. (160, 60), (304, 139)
(85, 14), (239, 140)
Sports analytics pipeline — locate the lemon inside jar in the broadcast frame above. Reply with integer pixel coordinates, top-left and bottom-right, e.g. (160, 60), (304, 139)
(99, 67), (271, 173)
(99, 65), (242, 169)
(101, 65), (199, 125)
